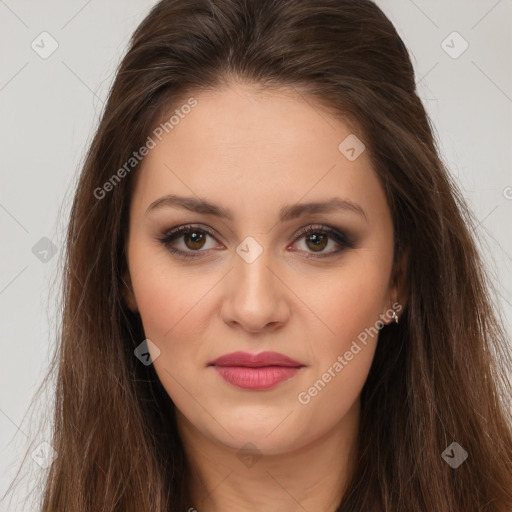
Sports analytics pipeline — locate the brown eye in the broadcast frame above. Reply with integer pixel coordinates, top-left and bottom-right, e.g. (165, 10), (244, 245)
(291, 224), (355, 258)
(305, 232), (328, 252)
(158, 225), (220, 259)
(183, 231), (207, 250)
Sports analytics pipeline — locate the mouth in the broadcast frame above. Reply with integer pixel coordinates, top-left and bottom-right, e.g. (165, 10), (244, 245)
(208, 351), (305, 390)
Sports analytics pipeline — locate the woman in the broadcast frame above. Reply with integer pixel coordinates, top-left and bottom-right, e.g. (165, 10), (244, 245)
(20, 0), (512, 510)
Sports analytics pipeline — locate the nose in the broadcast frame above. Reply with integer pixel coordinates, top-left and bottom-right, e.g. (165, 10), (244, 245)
(220, 247), (290, 333)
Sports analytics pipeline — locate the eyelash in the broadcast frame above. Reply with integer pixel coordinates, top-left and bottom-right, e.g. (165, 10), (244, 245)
(157, 223), (355, 260)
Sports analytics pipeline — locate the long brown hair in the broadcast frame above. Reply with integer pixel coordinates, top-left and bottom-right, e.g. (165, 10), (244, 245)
(7, 0), (512, 510)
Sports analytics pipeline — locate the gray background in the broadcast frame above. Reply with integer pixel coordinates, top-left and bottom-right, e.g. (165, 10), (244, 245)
(1, 1), (511, 510)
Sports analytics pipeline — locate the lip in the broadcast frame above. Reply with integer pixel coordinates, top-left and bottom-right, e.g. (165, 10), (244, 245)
(208, 351), (305, 391)
(208, 351), (304, 368)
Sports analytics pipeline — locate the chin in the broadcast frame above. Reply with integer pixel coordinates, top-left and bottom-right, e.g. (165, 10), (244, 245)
(202, 414), (308, 455)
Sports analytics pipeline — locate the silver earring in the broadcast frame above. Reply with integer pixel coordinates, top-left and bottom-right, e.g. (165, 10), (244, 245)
(391, 310), (399, 324)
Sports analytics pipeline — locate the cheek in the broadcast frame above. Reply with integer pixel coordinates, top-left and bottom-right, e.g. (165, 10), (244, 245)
(130, 262), (216, 409)
(305, 257), (390, 349)
(129, 244), (216, 343)
(292, 252), (390, 409)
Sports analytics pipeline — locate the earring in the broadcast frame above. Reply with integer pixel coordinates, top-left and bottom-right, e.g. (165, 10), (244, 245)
(391, 310), (399, 324)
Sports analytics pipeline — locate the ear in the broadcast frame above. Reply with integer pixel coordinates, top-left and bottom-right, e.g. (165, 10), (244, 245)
(121, 269), (139, 314)
(382, 249), (408, 325)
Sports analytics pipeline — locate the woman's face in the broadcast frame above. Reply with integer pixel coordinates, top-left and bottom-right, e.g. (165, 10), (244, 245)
(124, 82), (398, 455)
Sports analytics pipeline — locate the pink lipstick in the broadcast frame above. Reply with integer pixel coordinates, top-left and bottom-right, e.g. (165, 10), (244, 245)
(208, 351), (304, 390)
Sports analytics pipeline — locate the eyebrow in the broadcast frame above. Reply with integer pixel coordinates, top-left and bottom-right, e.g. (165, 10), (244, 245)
(145, 194), (368, 222)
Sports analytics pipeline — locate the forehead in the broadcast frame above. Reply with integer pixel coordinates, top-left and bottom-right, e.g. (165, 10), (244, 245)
(130, 83), (388, 224)
(154, 83), (359, 161)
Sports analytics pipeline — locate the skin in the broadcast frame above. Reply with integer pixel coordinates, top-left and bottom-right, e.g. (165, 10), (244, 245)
(123, 82), (402, 512)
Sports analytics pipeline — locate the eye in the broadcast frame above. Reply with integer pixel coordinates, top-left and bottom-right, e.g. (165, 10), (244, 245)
(158, 224), (221, 259)
(288, 224), (355, 258)
(158, 223), (355, 259)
